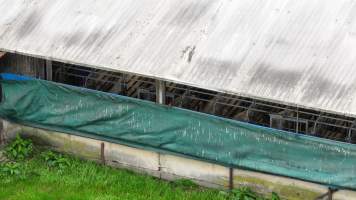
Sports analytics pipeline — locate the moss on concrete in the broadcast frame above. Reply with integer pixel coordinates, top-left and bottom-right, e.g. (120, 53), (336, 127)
(69, 138), (101, 160)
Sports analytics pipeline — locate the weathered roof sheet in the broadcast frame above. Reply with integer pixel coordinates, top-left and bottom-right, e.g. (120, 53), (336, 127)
(1, 0), (356, 116)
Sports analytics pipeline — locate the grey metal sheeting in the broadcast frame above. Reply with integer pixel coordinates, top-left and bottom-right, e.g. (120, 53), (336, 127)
(0, 0), (356, 117)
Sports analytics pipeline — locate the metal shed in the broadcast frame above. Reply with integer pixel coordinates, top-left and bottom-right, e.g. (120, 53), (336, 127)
(0, 0), (356, 117)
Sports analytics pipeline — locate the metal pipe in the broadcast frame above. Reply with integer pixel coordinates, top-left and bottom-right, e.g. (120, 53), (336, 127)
(229, 167), (234, 191)
(100, 142), (105, 165)
(296, 108), (299, 133)
(156, 80), (166, 104)
(46, 60), (53, 81)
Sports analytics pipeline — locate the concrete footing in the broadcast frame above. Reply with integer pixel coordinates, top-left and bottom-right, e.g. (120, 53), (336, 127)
(1, 119), (356, 200)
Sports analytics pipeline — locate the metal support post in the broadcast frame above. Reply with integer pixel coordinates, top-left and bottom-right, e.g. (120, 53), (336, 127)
(229, 167), (234, 191)
(100, 142), (105, 165)
(155, 80), (165, 178)
(296, 107), (299, 133)
(156, 80), (166, 104)
(46, 60), (53, 81)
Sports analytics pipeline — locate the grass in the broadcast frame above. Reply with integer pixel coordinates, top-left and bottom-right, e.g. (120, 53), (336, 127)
(0, 135), (281, 200)
(0, 151), (227, 200)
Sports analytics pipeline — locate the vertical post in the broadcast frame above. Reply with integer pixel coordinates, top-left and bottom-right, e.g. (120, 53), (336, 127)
(46, 60), (53, 81)
(158, 153), (162, 179)
(229, 167), (234, 191)
(122, 74), (127, 96)
(100, 142), (105, 165)
(296, 108), (299, 134)
(347, 120), (356, 143)
(156, 80), (166, 104)
(328, 188), (337, 200)
(313, 116), (320, 135)
(212, 102), (217, 114)
(327, 188), (332, 200)
(347, 129), (352, 143)
(155, 80), (165, 178)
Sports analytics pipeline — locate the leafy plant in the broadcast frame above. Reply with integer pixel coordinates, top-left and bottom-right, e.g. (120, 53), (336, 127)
(0, 162), (21, 176)
(219, 187), (281, 200)
(41, 150), (70, 170)
(270, 192), (280, 200)
(5, 134), (33, 160)
(231, 187), (261, 200)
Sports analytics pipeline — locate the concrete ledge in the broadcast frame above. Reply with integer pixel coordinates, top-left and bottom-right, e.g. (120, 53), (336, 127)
(160, 154), (229, 189)
(105, 141), (162, 180)
(334, 190), (356, 200)
(233, 169), (328, 200)
(2, 119), (356, 200)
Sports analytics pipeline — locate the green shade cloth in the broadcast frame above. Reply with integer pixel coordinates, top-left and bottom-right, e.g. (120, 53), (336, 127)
(1, 79), (356, 189)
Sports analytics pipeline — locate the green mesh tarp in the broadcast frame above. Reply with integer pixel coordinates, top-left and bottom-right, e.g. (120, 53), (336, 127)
(1, 78), (356, 189)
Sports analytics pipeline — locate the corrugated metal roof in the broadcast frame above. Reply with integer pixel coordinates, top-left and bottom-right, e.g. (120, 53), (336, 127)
(1, 0), (356, 116)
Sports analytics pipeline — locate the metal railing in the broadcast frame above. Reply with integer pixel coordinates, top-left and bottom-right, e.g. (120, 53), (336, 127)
(51, 61), (356, 143)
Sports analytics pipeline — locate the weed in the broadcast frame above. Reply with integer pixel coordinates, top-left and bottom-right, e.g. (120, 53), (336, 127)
(270, 192), (280, 200)
(41, 150), (70, 170)
(231, 187), (261, 200)
(219, 187), (281, 200)
(5, 134), (33, 161)
(0, 162), (21, 176)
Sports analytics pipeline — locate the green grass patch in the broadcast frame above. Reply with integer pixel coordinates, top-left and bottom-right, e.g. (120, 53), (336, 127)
(0, 150), (228, 200)
(0, 136), (281, 200)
